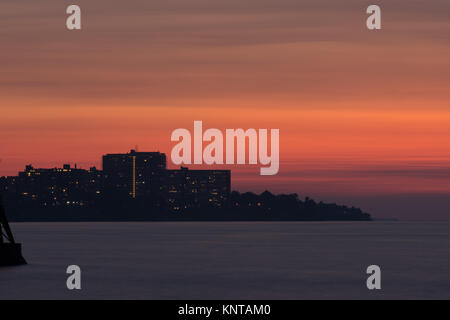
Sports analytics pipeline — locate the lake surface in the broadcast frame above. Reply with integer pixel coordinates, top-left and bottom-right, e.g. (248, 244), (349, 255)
(1, 221), (450, 299)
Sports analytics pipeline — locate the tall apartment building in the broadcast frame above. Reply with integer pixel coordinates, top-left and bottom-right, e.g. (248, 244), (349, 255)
(0, 164), (102, 207)
(102, 150), (166, 200)
(1, 150), (231, 214)
(166, 167), (231, 212)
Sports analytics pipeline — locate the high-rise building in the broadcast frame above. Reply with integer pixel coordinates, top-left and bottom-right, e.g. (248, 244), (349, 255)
(102, 150), (166, 200)
(1, 151), (232, 215)
(166, 167), (231, 212)
(1, 164), (100, 207)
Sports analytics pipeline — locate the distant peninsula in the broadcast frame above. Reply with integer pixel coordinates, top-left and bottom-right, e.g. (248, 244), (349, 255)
(0, 150), (371, 222)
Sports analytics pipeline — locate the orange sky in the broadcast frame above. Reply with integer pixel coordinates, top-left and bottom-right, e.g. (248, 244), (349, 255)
(1, 0), (450, 218)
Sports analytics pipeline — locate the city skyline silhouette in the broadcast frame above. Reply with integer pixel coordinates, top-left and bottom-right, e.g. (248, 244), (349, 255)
(0, 149), (370, 222)
(2, 1), (450, 222)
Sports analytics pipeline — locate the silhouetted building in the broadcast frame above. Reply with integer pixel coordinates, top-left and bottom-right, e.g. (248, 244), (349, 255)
(1, 164), (101, 208)
(102, 150), (166, 202)
(166, 167), (231, 212)
(0, 150), (371, 221)
(0, 151), (231, 213)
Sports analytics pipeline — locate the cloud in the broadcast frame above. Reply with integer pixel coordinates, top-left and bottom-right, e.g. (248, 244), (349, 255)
(1, 0), (449, 105)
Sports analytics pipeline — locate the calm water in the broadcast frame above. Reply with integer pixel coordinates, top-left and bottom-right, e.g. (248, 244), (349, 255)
(1, 221), (450, 300)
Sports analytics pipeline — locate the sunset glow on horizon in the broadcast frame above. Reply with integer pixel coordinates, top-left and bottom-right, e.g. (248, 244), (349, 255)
(1, 0), (450, 219)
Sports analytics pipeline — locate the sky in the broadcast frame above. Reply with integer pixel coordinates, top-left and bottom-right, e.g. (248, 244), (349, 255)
(1, 0), (450, 219)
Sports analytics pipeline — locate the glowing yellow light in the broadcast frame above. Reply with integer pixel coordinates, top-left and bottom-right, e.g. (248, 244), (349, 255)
(132, 155), (136, 199)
